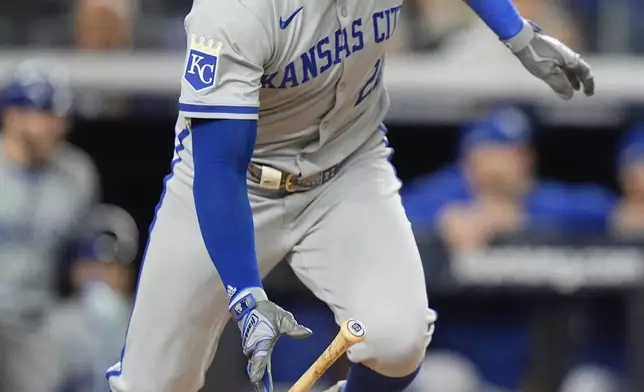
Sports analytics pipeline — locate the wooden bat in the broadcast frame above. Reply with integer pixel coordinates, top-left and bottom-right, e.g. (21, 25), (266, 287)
(288, 319), (366, 392)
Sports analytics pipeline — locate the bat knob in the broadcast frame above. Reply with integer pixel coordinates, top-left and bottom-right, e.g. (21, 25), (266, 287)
(341, 319), (366, 344)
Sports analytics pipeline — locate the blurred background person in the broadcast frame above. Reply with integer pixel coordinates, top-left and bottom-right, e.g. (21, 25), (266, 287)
(401, 106), (617, 391)
(73, 0), (137, 118)
(400, 0), (582, 56)
(557, 124), (644, 392)
(611, 125), (644, 238)
(0, 60), (100, 392)
(1, 0), (643, 391)
(402, 106), (616, 253)
(46, 204), (138, 392)
(74, 0), (134, 51)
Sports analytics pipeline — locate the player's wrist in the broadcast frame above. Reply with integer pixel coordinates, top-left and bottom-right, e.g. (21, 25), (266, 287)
(503, 19), (536, 53)
(229, 287), (268, 320)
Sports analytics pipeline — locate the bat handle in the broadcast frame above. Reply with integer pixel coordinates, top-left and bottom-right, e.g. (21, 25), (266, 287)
(288, 319), (366, 392)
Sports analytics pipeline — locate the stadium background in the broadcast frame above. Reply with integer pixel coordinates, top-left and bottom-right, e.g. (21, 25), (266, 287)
(2, 0), (644, 391)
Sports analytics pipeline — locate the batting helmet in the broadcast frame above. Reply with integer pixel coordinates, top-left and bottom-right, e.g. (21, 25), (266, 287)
(1, 59), (73, 116)
(83, 204), (140, 265)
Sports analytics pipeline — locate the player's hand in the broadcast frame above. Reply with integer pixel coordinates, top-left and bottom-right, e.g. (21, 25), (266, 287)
(503, 20), (595, 100)
(230, 289), (312, 392)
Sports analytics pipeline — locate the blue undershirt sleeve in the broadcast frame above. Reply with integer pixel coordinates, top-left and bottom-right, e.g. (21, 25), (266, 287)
(465, 0), (524, 40)
(191, 118), (262, 301)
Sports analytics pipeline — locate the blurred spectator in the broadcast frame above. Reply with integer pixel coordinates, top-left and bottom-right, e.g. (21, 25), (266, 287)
(401, 106), (616, 390)
(73, 0), (137, 118)
(513, 0), (582, 49)
(556, 124), (644, 392)
(412, 0), (583, 58)
(0, 1), (70, 47)
(408, 351), (483, 392)
(75, 0), (134, 50)
(0, 60), (99, 392)
(610, 125), (644, 237)
(402, 106), (615, 253)
(561, 365), (621, 392)
(16, 0), (644, 52)
(45, 204), (137, 392)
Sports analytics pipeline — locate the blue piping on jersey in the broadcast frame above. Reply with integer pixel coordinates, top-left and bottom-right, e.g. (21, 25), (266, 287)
(178, 103), (259, 115)
(106, 129), (190, 385)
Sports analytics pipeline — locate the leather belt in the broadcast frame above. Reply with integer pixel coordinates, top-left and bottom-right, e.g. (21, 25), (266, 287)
(247, 163), (340, 193)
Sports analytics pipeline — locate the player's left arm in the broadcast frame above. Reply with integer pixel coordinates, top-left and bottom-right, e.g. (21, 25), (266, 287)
(180, 3), (311, 391)
(464, 0), (595, 99)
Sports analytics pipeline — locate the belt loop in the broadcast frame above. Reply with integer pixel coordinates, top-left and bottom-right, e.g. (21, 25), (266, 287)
(259, 165), (282, 190)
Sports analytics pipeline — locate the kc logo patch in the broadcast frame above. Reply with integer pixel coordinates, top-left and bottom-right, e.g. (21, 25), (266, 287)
(184, 34), (223, 92)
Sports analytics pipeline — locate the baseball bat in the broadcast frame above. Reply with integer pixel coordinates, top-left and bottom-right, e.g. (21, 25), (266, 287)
(288, 319), (366, 392)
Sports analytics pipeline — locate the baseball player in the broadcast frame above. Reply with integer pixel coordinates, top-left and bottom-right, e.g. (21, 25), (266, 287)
(0, 60), (100, 392)
(107, 1), (595, 392)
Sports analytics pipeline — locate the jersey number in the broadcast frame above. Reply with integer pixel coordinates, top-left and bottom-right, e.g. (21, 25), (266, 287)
(355, 58), (383, 107)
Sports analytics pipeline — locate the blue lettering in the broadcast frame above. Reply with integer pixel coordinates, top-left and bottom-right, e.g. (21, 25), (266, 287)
(334, 29), (344, 65)
(300, 47), (318, 83)
(333, 28), (351, 64)
(259, 10), (401, 90)
(261, 72), (279, 88)
(279, 61), (300, 88)
(384, 9), (391, 40)
(342, 28), (352, 58)
(351, 19), (364, 52)
(356, 58), (383, 106)
(373, 12), (386, 43)
(373, 58), (383, 90)
(317, 37), (333, 74)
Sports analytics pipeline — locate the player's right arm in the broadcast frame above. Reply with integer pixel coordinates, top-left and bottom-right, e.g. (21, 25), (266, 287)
(180, 2), (310, 391)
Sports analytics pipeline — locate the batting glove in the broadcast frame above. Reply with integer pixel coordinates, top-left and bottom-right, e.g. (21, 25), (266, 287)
(231, 288), (312, 392)
(504, 20), (595, 100)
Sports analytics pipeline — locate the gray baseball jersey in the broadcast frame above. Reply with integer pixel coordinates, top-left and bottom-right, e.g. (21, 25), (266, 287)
(0, 138), (99, 392)
(107, 1), (437, 391)
(178, 0), (402, 174)
(0, 139), (98, 319)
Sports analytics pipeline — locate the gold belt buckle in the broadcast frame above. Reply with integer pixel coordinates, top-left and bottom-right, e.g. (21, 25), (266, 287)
(284, 173), (295, 193)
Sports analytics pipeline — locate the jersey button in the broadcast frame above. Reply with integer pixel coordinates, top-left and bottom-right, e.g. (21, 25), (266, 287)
(341, 7), (348, 17)
(321, 121), (329, 129)
(338, 83), (346, 92)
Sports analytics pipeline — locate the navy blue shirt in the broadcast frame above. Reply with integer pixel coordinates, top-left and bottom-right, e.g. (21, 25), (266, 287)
(402, 165), (617, 235)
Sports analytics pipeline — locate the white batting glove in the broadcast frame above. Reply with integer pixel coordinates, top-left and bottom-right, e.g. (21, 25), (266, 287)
(230, 288), (312, 392)
(504, 20), (595, 100)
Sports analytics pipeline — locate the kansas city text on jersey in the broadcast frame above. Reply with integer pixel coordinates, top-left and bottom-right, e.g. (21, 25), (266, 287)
(261, 5), (403, 90)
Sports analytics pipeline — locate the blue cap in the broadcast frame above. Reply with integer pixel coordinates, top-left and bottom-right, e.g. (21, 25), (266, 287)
(1, 60), (73, 116)
(460, 106), (532, 153)
(617, 124), (644, 169)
